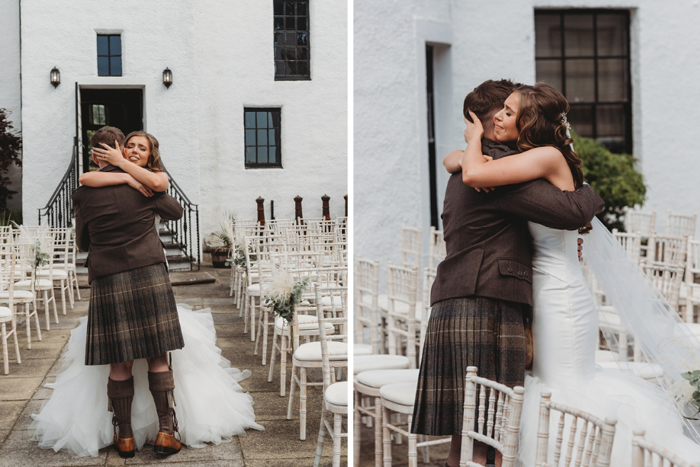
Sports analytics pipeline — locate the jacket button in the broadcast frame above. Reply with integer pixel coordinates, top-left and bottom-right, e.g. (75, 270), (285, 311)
(517, 271), (522, 276)
(508, 267), (514, 273)
(524, 271), (529, 277)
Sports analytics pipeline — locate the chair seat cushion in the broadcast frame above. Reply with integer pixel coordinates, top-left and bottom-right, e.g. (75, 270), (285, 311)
(0, 290), (34, 300)
(247, 283), (261, 295)
(356, 369), (419, 388)
(0, 307), (12, 319)
(596, 361), (665, 380)
(353, 343), (373, 356)
(274, 315), (334, 333)
(321, 295), (344, 308)
(37, 269), (69, 280)
(324, 381), (348, 407)
(377, 294), (422, 320)
(294, 341), (348, 361)
(353, 355), (410, 375)
(15, 279), (53, 290)
(380, 381), (418, 406)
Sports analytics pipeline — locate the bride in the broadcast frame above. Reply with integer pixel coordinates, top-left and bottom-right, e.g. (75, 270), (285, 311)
(30, 128), (263, 458)
(446, 82), (700, 465)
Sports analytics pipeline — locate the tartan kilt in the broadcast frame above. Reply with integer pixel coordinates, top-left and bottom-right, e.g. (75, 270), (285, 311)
(411, 297), (526, 436)
(85, 263), (184, 366)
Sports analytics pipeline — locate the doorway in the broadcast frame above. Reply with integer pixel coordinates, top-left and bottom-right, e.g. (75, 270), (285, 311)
(80, 88), (143, 173)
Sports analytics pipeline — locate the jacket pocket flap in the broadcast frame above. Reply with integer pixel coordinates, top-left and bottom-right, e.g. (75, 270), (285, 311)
(498, 258), (532, 284)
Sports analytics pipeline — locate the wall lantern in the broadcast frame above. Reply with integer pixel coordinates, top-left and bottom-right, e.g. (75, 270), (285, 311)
(50, 67), (60, 88)
(162, 68), (173, 88)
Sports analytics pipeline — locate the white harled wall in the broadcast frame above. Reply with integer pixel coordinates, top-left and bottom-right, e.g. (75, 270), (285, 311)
(355, 0), (700, 273)
(4, 0), (346, 233)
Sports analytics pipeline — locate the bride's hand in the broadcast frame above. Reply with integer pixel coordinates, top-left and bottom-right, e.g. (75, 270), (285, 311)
(125, 174), (154, 197)
(93, 141), (125, 168)
(464, 111), (484, 144)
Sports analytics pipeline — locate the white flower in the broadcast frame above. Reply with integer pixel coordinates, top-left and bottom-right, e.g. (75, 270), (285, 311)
(264, 267), (294, 301)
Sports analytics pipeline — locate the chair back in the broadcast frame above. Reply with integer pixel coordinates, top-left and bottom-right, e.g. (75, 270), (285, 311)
(419, 268), (436, 363)
(632, 429), (699, 467)
(460, 366), (525, 467)
(612, 229), (642, 264)
(686, 239), (700, 283)
(400, 225), (422, 271)
(355, 258), (380, 353)
(642, 263), (684, 311)
(428, 226), (446, 270)
(626, 210), (656, 237)
(648, 235), (688, 268)
(314, 284), (348, 390)
(666, 211), (697, 239)
(0, 244), (17, 308)
(535, 391), (616, 467)
(386, 262), (419, 367)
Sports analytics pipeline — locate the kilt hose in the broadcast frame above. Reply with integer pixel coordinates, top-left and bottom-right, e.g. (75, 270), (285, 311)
(410, 297), (527, 436)
(85, 263), (184, 366)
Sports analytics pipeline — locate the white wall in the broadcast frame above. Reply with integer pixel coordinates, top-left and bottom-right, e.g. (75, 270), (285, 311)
(355, 0), (700, 275)
(0, 0), (23, 210)
(15, 0), (347, 234)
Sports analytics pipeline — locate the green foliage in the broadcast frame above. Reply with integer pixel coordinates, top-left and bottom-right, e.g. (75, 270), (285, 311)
(0, 109), (22, 212)
(573, 131), (646, 231)
(0, 209), (21, 226)
(681, 370), (700, 416)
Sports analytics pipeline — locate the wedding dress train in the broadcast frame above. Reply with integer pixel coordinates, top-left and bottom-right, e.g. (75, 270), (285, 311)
(29, 304), (263, 457)
(517, 222), (700, 466)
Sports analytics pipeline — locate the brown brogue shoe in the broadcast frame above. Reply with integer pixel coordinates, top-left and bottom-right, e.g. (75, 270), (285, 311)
(113, 434), (135, 458)
(154, 432), (181, 456)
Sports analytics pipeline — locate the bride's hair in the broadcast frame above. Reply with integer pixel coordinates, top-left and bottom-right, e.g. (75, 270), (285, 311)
(515, 83), (584, 188)
(124, 131), (164, 173)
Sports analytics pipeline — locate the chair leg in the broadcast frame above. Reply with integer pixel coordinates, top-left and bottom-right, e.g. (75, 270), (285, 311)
(74, 273), (81, 300)
(25, 302), (32, 350)
(333, 412), (342, 467)
(280, 332), (288, 397)
(374, 396), (382, 467)
(313, 405), (327, 467)
(2, 322), (8, 375)
(300, 368), (308, 440)
(287, 364), (297, 419)
(268, 329), (278, 383)
(11, 310), (20, 365)
(242, 291), (248, 334)
(354, 391), (362, 467)
(407, 414), (417, 467)
(39, 292), (49, 331)
(382, 406), (392, 467)
(51, 288), (59, 323)
(59, 280), (67, 315)
(249, 296), (257, 342)
(32, 302), (42, 343)
(66, 278), (74, 309)
(261, 311), (269, 365)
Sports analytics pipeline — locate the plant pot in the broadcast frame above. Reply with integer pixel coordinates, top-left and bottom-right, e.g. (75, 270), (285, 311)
(211, 247), (231, 268)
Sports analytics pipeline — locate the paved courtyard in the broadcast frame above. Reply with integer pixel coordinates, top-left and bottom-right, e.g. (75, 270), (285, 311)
(0, 263), (346, 466)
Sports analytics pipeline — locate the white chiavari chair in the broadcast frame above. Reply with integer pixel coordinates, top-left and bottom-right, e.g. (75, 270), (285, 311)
(626, 210), (656, 259)
(458, 367), (526, 467)
(355, 258), (380, 356)
(15, 231), (59, 329)
(6, 242), (41, 349)
(612, 229), (642, 264)
(0, 245), (21, 374)
(428, 226), (446, 271)
(666, 211), (697, 239)
(385, 263), (419, 368)
(401, 225), (422, 271)
(647, 235), (688, 268)
(534, 391), (616, 467)
(287, 280), (348, 440)
(312, 284), (348, 467)
(40, 228), (71, 314)
(632, 429), (699, 467)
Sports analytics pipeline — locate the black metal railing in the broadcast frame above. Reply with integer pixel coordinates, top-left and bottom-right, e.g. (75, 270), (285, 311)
(38, 139), (80, 227)
(163, 173), (201, 271)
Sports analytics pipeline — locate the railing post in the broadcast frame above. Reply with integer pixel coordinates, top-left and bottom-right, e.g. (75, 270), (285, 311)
(294, 195), (304, 222)
(344, 194), (348, 217)
(256, 196), (266, 226)
(321, 194), (331, 220)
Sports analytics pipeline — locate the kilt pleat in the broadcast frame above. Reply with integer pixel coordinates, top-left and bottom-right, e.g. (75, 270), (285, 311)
(85, 263), (184, 366)
(411, 297), (526, 436)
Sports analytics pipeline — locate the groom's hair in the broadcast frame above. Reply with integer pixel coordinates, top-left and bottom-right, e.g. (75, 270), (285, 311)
(90, 126), (125, 150)
(463, 79), (520, 133)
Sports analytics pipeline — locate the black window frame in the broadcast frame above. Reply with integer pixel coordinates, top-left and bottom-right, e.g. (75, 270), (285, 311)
(244, 108), (282, 169)
(97, 34), (123, 77)
(535, 9), (632, 154)
(273, 0), (311, 81)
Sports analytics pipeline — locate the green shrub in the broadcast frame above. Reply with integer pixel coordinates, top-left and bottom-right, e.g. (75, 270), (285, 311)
(0, 109), (22, 212)
(573, 131), (646, 231)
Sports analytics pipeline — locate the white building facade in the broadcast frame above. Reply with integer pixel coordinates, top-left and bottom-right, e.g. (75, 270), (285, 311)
(355, 0), (700, 271)
(0, 0), (347, 234)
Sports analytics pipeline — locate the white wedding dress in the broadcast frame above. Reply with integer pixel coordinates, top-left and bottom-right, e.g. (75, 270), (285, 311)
(29, 304), (264, 457)
(517, 222), (700, 466)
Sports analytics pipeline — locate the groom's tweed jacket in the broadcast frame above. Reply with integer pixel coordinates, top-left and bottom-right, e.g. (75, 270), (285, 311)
(430, 138), (604, 307)
(72, 165), (183, 283)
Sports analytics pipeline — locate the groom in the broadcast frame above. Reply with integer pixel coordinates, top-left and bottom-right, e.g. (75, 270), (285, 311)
(411, 79), (604, 467)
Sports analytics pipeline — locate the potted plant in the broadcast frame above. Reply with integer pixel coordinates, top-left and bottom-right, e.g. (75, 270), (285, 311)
(210, 213), (236, 268)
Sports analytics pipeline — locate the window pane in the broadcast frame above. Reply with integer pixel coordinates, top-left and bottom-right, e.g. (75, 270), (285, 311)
(245, 112), (256, 128)
(535, 14), (561, 58)
(297, 32), (308, 46)
(275, 61), (286, 76)
(285, 33), (296, 45)
(297, 17), (308, 31)
(569, 105), (594, 137)
(598, 59), (627, 102)
(288, 62), (298, 75)
(297, 61), (309, 76)
(274, 17), (284, 31)
(110, 36), (121, 55)
(564, 14), (594, 56)
(285, 17), (295, 30)
(97, 35), (109, 55)
(299, 47), (309, 60)
(246, 147), (257, 163)
(257, 147), (268, 163)
(273, 1), (284, 15)
(269, 129), (276, 145)
(596, 104), (625, 137)
(245, 129), (256, 145)
(536, 60), (563, 92)
(269, 147), (277, 164)
(565, 59), (595, 102)
(92, 105), (106, 125)
(285, 1), (294, 15)
(257, 129), (268, 145)
(274, 32), (284, 46)
(256, 112), (268, 128)
(297, 2), (308, 16)
(110, 57), (122, 75)
(597, 14), (627, 56)
(98, 56), (109, 76)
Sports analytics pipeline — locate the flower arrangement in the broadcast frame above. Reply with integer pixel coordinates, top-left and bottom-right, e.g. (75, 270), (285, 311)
(32, 240), (50, 289)
(673, 370), (700, 419)
(262, 269), (309, 347)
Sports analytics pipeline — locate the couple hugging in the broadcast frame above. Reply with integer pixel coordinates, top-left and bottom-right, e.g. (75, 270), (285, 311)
(411, 80), (700, 466)
(30, 127), (262, 459)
